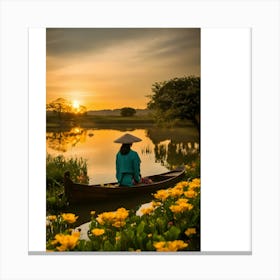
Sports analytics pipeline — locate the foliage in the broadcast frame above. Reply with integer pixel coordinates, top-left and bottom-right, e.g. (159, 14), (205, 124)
(46, 175), (200, 252)
(46, 213), (80, 251)
(184, 157), (200, 180)
(120, 107), (136, 117)
(46, 154), (89, 188)
(147, 76), (200, 129)
(46, 154), (89, 213)
(47, 98), (72, 114)
(46, 181), (68, 213)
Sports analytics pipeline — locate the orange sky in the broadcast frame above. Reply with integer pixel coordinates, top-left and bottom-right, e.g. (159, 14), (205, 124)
(47, 28), (200, 110)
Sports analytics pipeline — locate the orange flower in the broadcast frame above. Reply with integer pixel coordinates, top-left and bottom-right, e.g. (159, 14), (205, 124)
(184, 190), (197, 198)
(53, 231), (80, 251)
(153, 189), (170, 201)
(153, 240), (188, 251)
(91, 228), (105, 236)
(61, 213), (78, 223)
(185, 228), (197, 236)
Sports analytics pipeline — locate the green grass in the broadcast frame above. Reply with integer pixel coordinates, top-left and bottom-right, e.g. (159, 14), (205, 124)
(46, 154), (89, 187)
(46, 154), (90, 213)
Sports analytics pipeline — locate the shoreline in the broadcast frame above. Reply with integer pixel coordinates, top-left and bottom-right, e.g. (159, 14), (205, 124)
(46, 116), (195, 130)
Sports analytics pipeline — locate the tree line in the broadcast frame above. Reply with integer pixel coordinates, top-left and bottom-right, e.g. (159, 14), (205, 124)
(46, 76), (200, 130)
(147, 76), (200, 130)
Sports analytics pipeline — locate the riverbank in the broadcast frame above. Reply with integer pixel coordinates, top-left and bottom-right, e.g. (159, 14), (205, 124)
(46, 115), (195, 130)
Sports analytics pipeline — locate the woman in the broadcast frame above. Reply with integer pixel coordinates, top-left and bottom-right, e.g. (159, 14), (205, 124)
(114, 133), (142, 186)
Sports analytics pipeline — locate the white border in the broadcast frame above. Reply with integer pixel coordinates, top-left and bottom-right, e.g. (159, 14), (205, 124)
(29, 28), (46, 252)
(201, 28), (251, 252)
(1, 1), (279, 280)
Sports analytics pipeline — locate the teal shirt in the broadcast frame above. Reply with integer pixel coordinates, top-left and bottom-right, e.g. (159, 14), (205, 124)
(116, 150), (141, 186)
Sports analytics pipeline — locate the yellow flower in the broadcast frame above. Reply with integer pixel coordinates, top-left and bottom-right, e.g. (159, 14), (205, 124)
(91, 228), (105, 236)
(176, 198), (189, 204)
(96, 208), (129, 226)
(152, 201), (162, 207)
(148, 233), (152, 238)
(187, 204), (194, 211)
(153, 189), (170, 201)
(169, 188), (184, 198)
(174, 181), (189, 190)
(61, 213), (78, 224)
(90, 211), (96, 216)
(169, 205), (182, 213)
(112, 221), (126, 228)
(184, 190), (197, 198)
(169, 202), (193, 213)
(153, 241), (166, 250)
(167, 240), (188, 251)
(153, 240), (188, 251)
(96, 212), (114, 225)
(47, 215), (57, 221)
(53, 231), (80, 251)
(96, 215), (104, 225)
(115, 208), (129, 220)
(189, 178), (200, 189)
(185, 228), (197, 236)
(140, 206), (155, 215)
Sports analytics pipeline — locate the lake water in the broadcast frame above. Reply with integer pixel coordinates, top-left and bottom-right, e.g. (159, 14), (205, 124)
(46, 126), (199, 185)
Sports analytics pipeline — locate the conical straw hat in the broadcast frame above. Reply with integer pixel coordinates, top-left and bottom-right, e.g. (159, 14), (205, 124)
(114, 133), (142, 144)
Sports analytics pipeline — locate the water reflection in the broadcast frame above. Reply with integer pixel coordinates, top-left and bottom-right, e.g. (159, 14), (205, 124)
(141, 145), (153, 155)
(46, 127), (87, 152)
(46, 127), (199, 184)
(155, 140), (199, 169)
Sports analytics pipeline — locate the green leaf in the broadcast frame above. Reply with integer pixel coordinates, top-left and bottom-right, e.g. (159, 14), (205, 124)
(136, 221), (145, 235)
(103, 240), (114, 251)
(164, 226), (181, 240)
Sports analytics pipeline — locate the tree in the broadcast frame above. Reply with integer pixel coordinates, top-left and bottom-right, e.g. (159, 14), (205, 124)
(120, 107), (136, 117)
(46, 98), (87, 123)
(46, 98), (73, 120)
(147, 76), (200, 130)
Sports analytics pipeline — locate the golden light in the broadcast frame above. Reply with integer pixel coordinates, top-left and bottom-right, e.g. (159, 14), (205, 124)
(72, 100), (80, 109)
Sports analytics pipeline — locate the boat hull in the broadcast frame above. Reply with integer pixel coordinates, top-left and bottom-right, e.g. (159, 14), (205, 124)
(64, 167), (185, 204)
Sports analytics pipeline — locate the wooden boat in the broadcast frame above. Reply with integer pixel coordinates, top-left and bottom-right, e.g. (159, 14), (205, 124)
(64, 167), (185, 204)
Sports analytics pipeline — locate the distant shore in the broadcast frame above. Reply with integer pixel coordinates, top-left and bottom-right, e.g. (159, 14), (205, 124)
(46, 115), (195, 130)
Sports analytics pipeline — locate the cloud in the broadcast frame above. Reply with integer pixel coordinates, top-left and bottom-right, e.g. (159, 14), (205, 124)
(47, 28), (154, 56)
(46, 28), (200, 109)
(47, 28), (200, 58)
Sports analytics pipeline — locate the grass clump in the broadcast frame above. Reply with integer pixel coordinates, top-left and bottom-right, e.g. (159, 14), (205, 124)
(46, 154), (89, 213)
(46, 154), (89, 188)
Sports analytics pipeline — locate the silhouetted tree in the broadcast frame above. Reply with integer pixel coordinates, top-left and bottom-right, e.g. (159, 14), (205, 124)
(46, 98), (72, 121)
(147, 76), (200, 131)
(120, 107), (136, 117)
(47, 98), (87, 124)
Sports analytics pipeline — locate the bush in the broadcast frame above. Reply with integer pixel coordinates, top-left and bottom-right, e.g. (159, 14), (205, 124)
(120, 107), (136, 117)
(46, 154), (89, 213)
(46, 154), (89, 188)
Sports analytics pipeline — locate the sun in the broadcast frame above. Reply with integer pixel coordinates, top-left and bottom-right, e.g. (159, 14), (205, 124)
(72, 100), (80, 109)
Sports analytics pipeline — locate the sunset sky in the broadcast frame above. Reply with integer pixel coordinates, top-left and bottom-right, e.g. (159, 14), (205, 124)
(46, 28), (200, 110)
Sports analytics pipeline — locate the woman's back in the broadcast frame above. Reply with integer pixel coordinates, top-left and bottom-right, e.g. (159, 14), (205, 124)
(116, 149), (141, 186)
